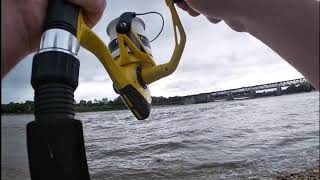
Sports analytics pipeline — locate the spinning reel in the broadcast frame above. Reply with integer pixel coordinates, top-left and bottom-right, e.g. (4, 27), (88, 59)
(78, 0), (186, 119)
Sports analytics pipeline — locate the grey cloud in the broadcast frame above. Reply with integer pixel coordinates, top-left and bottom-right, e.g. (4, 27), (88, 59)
(1, 87), (34, 104)
(77, 49), (111, 83)
(166, 80), (201, 91)
(2, 54), (33, 89)
(2, 54), (34, 103)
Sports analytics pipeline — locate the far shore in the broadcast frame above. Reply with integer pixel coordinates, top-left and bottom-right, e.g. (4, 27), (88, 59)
(2, 91), (319, 116)
(1, 104), (179, 116)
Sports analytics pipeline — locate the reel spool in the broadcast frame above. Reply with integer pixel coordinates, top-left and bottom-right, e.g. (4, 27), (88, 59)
(107, 16), (152, 59)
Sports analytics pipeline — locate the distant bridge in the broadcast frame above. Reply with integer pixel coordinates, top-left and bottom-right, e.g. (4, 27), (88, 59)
(183, 78), (314, 104)
(212, 78), (307, 96)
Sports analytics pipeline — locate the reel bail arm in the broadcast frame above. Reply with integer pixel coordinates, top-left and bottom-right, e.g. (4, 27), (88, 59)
(140, 0), (186, 85)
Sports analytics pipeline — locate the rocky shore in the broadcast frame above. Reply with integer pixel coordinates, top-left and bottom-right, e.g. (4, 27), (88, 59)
(275, 166), (319, 180)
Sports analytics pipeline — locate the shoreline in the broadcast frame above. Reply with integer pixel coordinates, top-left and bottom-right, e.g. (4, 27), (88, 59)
(1, 104), (179, 116)
(274, 165), (319, 180)
(2, 164), (319, 180)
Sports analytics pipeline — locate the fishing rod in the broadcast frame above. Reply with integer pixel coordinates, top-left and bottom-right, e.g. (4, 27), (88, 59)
(27, 0), (185, 179)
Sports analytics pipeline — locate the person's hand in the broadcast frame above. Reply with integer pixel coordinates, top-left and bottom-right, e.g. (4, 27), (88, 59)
(1, 0), (107, 78)
(21, 0), (107, 53)
(176, 0), (249, 32)
(176, 0), (319, 89)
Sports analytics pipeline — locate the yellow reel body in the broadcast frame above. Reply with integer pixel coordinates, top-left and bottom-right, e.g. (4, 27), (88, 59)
(110, 35), (154, 120)
(112, 61), (152, 120)
(76, 0), (186, 120)
(106, 15), (156, 119)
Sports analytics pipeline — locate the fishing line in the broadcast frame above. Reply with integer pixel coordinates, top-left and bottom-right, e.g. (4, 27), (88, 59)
(136, 11), (164, 43)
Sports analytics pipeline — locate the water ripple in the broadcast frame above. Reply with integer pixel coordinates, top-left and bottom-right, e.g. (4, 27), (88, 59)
(1, 92), (319, 180)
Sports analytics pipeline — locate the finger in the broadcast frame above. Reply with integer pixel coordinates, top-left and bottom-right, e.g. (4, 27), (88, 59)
(68, 0), (106, 13)
(206, 17), (221, 24)
(68, 0), (106, 27)
(176, 1), (200, 17)
(82, 11), (103, 28)
(188, 9), (201, 17)
(176, 1), (189, 11)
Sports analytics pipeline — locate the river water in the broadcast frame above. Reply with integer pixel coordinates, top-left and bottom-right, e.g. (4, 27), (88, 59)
(1, 92), (319, 180)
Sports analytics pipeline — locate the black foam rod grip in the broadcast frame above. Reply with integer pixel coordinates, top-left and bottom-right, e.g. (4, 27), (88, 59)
(27, 119), (90, 180)
(44, 0), (80, 35)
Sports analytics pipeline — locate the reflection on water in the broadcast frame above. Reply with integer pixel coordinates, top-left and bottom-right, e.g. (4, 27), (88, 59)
(2, 92), (319, 179)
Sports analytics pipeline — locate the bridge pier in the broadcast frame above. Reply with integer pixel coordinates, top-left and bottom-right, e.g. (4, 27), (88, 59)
(207, 94), (214, 102)
(249, 89), (256, 98)
(303, 82), (313, 92)
(276, 85), (281, 96)
(226, 92), (234, 100)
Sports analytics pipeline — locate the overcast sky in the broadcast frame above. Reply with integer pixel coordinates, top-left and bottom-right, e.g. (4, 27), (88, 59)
(1, 0), (304, 104)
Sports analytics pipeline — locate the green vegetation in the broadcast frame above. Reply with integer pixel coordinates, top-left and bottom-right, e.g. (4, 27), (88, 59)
(1, 96), (184, 114)
(2, 101), (35, 114)
(75, 97), (127, 112)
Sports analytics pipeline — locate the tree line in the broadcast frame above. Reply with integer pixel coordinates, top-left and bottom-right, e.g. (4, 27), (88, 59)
(1, 96), (183, 114)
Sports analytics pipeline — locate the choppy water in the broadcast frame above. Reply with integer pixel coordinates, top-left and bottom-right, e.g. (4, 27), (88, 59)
(2, 92), (319, 180)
